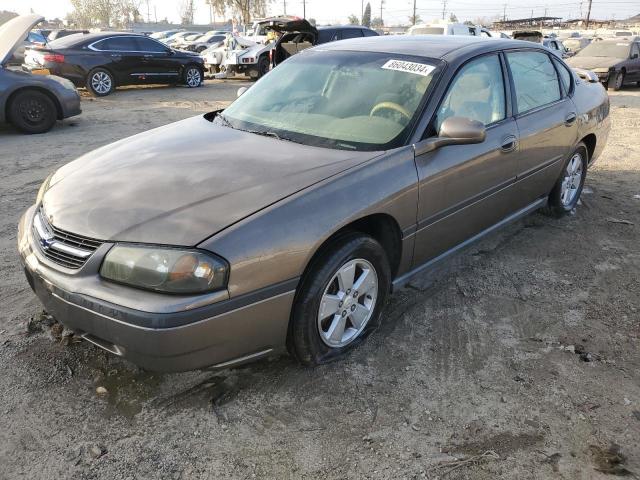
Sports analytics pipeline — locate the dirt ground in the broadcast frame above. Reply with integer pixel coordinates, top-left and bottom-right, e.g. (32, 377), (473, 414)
(0, 81), (639, 480)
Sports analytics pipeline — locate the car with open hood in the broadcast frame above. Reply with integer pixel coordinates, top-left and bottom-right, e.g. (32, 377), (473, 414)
(566, 38), (640, 90)
(19, 36), (610, 372)
(0, 14), (81, 133)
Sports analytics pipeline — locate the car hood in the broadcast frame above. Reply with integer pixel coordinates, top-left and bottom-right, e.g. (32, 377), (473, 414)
(0, 14), (43, 65)
(41, 114), (378, 246)
(566, 56), (621, 69)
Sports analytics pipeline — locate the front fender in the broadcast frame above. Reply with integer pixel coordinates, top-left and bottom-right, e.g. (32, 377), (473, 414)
(199, 147), (419, 298)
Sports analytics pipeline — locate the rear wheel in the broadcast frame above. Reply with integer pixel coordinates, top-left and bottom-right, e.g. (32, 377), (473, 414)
(86, 68), (114, 96)
(608, 70), (625, 91)
(257, 55), (270, 78)
(288, 233), (390, 366)
(542, 143), (588, 217)
(8, 90), (57, 134)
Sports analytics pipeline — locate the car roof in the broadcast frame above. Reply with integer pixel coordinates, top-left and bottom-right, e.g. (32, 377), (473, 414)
(318, 25), (373, 30)
(316, 35), (535, 59)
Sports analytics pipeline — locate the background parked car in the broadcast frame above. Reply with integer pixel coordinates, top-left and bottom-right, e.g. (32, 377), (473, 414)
(150, 29), (184, 41)
(162, 31), (201, 46)
(567, 38), (640, 90)
(0, 14), (81, 133)
(47, 29), (89, 41)
(7, 29), (47, 65)
(407, 21), (474, 36)
(175, 33), (226, 53)
(543, 38), (572, 58)
(22, 32), (204, 96)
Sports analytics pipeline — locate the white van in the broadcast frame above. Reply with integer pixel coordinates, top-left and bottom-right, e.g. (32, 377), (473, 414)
(407, 21), (473, 36)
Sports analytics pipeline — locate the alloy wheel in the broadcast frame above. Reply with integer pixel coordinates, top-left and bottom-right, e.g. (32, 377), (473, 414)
(91, 72), (112, 95)
(560, 152), (583, 206)
(317, 258), (378, 348)
(615, 72), (624, 90)
(186, 68), (201, 87)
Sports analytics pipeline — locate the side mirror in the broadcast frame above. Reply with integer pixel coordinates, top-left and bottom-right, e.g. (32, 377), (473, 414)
(415, 117), (486, 155)
(237, 86), (248, 98)
(166, 48), (174, 55)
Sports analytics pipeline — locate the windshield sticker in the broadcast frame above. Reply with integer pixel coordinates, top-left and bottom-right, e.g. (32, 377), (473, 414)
(382, 60), (435, 77)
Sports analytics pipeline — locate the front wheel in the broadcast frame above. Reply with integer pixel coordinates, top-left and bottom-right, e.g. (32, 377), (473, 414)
(288, 233), (391, 366)
(542, 143), (588, 217)
(7, 90), (57, 134)
(183, 65), (202, 87)
(608, 70), (624, 91)
(257, 55), (270, 78)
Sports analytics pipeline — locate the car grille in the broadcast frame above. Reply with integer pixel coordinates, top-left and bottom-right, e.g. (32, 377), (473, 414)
(32, 207), (102, 269)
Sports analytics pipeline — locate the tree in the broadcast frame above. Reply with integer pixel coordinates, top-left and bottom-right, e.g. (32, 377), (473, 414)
(179, 0), (195, 25)
(371, 17), (384, 28)
(347, 14), (359, 25)
(449, 12), (458, 22)
(362, 2), (371, 27)
(409, 13), (421, 25)
(68, 0), (142, 28)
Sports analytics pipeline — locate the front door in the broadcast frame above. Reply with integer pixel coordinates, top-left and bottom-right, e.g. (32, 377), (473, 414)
(133, 37), (182, 84)
(413, 53), (521, 266)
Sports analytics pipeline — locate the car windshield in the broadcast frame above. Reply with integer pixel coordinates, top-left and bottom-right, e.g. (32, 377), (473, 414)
(578, 41), (630, 58)
(221, 50), (440, 151)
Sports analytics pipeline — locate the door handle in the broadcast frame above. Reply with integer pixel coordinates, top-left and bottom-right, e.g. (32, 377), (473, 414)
(500, 135), (517, 153)
(565, 112), (577, 126)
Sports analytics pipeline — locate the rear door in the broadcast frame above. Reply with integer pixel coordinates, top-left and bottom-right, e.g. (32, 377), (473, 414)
(89, 36), (142, 85)
(627, 42), (640, 82)
(505, 50), (578, 205)
(412, 53), (520, 265)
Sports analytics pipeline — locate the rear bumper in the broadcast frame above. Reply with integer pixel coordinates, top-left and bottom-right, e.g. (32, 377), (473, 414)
(18, 207), (295, 372)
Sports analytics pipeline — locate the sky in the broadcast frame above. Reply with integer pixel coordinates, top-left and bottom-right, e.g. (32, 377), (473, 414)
(2, 0), (638, 26)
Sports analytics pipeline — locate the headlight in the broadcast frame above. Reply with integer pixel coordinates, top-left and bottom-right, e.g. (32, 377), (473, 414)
(100, 245), (228, 294)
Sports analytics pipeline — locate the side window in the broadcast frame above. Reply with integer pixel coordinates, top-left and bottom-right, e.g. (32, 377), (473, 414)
(135, 37), (167, 52)
(317, 29), (337, 43)
(506, 51), (561, 114)
(552, 57), (573, 95)
(93, 37), (138, 51)
(340, 28), (364, 40)
(631, 43), (640, 59)
(435, 54), (506, 131)
(363, 29), (378, 37)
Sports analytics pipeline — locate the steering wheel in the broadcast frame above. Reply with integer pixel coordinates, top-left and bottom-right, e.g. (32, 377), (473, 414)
(369, 101), (412, 122)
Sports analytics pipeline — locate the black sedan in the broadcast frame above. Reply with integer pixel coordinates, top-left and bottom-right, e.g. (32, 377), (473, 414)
(22, 32), (205, 96)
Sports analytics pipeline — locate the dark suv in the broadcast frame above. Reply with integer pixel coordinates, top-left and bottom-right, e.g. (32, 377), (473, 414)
(22, 32), (204, 96)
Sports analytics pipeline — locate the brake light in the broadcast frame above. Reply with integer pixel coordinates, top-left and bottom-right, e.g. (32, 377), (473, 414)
(43, 53), (65, 63)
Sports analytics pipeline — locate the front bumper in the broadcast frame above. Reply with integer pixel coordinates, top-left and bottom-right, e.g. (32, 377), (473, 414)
(18, 206), (295, 372)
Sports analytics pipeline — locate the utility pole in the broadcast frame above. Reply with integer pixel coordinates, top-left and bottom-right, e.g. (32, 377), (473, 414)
(441, 0), (447, 20)
(502, 3), (507, 22)
(380, 0), (384, 24)
(413, 0), (417, 25)
(362, 0), (364, 24)
(283, 0), (286, 15)
(303, 0), (306, 18)
(585, 0), (593, 28)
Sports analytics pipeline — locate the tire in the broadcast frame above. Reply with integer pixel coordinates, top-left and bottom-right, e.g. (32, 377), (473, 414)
(183, 65), (202, 87)
(257, 55), (270, 78)
(7, 90), (57, 134)
(608, 70), (624, 91)
(86, 68), (115, 96)
(542, 143), (588, 218)
(288, 233), (391, 366)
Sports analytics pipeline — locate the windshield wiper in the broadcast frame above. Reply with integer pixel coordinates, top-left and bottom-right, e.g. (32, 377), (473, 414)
(246, 130), (302, 144)
(214, 113), (235, 129)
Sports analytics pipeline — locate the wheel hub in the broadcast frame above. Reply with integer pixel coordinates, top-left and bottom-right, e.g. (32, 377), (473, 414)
(317, 258), (378, 348)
